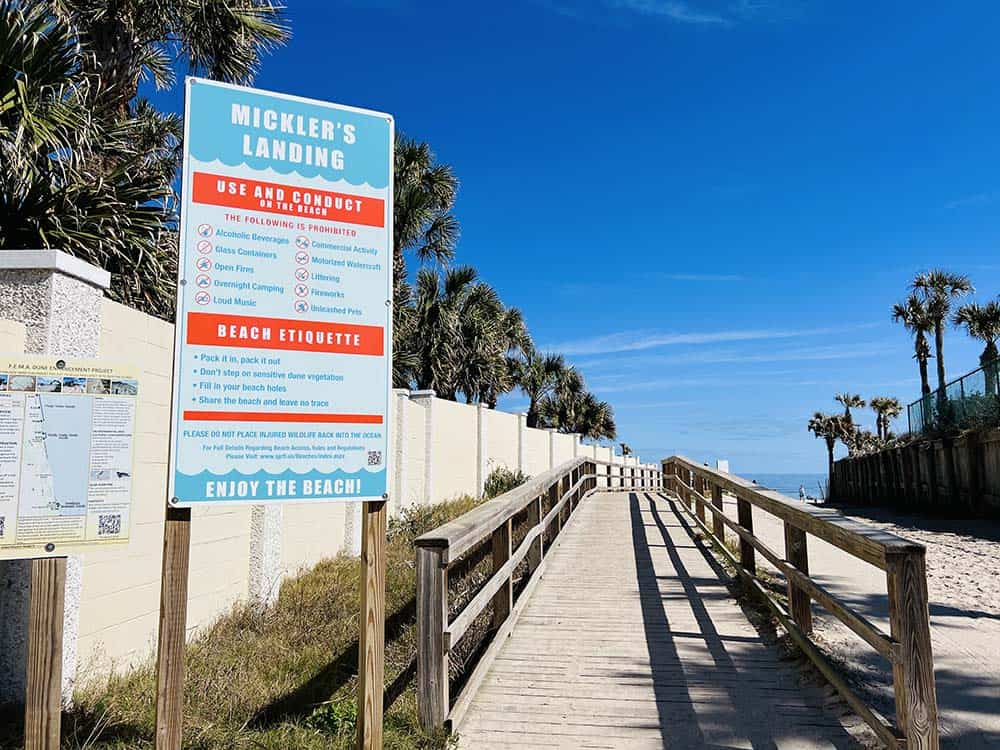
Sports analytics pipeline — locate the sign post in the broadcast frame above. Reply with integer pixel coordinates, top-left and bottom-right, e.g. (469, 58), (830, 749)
(158, 78), (393, 749)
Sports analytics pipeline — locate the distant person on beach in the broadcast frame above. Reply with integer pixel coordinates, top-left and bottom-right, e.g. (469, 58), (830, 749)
(799, 484), (807, 502)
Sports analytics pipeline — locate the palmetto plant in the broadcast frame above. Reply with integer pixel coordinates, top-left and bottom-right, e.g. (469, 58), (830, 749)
(50, 0), (287, 129)
(954, 299), (1000, 397)
(540, 385), (617, 441)
(892, 293), (935, 395)
(517, 348), (571, 429)
(0, 0), (289, 319)
(807, 411), (846, 478)
(400, 265), (529, 405)
(869, 396), (902, 441)
(912, 269), (974, 393)
(834, 392), (865, 423)
(0, 1), (175, 315)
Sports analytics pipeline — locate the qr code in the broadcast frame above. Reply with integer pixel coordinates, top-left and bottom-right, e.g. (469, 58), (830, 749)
(0, 517), (4, 538)
(98, 514), (122, 536)
(367, 450), (383, 466)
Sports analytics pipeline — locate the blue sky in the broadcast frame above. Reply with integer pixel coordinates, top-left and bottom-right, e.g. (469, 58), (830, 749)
(152, 0), (1000, 472)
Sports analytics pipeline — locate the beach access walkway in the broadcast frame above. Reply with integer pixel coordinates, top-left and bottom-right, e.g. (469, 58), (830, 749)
(455, 491), (862, 749)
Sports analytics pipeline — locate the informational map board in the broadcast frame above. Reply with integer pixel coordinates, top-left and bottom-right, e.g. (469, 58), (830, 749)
(0, 356), (138, 559)
(169, 78), (393, 506)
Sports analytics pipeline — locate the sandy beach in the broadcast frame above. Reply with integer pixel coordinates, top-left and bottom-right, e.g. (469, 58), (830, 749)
(727, 496), (1000, 748)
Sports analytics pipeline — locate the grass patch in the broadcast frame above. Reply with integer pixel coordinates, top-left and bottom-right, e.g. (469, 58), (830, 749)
(0, 496), (481, 750)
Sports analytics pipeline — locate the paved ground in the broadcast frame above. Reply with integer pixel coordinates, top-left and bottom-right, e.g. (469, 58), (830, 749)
(456, 491), (863, 749)
(727, 496), (1000, 750)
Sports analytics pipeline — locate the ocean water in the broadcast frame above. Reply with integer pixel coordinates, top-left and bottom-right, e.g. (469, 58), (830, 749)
(741, 472), (829, 501)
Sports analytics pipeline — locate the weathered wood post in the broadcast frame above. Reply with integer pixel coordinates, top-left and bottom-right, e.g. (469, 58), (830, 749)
(491, 516), (513, 629)
(416, 545), (448, 731)
(154, 507), (193, 750)
(886, 549), (939, 750)
(527, 493), (543, 574)
(24, 558), (66, 750)
(357, 501), (388, 750)
(711, 483), (725, 540)
(783, 522), (812, 633)
(736, 491), (756, 574)
(694, 474), (706, 523)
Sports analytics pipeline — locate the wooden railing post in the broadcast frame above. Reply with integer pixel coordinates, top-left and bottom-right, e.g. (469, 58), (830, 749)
(736, 492), (756, 574)
(694, 474), (706, 523)
(491, 518), (513, 628)
(24, 557), (67, 750)
(527, 494), (543, 574)
(711, 482), (725, 539)
(783, 522), (812, 633)
(549, 480), (561, 533)
(417, 546), (449, 731)
(886, 549), (939, 750)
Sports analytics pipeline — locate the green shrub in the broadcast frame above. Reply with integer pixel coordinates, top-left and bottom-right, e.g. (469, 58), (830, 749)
(483, 465), (530, 499)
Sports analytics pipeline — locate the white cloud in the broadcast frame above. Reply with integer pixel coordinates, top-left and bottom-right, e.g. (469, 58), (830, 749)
(945, 192), (999, 210)
(544, 323), (879, 357)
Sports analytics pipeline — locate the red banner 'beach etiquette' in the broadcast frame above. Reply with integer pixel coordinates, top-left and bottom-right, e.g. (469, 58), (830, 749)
(186, 312), (384, 355)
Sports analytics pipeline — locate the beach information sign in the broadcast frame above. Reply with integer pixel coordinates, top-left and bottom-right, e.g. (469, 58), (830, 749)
(169, 78), (393, 506)
(0, 356), (138, 559)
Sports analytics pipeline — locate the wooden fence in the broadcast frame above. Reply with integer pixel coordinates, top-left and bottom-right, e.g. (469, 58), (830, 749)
(414, 457), (662, 731)
(833, 429), (1000, 516)
(664, 455), (939, 750)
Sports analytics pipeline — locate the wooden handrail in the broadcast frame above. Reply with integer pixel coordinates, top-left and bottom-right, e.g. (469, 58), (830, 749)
(416, 458), (663, 732)
(664, 456), (938, 750)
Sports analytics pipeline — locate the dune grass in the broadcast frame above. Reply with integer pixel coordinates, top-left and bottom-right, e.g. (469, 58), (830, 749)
(0, 496), (481, 750)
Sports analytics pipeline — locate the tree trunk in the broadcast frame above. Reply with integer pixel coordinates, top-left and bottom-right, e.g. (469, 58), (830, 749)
(826, 441), (835, 483)
(918, 356), (931, 395)
(935, 322), (946, 392)
(526, 403), (539, 429)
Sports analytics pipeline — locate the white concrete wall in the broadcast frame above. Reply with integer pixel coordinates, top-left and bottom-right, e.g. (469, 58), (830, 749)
(1, 298), (650, 682)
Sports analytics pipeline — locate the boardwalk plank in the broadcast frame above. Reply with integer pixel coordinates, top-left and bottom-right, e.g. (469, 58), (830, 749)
(455, 491), (863, 749)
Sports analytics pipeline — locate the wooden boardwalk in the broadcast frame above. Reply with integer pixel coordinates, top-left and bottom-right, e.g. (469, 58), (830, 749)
(456, 490), (862, 749)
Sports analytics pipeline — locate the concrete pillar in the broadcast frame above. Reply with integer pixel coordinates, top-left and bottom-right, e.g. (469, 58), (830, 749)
(410, 390), (435, 504)
(476, 402), (488, 497)
(0, 249), (110, 704)
(247, 505), (283, 608)
(517, 413), (528, 473)
(547, 428), (556, 469)
(571, 433), (581, 458)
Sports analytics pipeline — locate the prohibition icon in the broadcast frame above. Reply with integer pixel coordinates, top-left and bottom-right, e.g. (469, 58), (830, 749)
(197, 240), (213, 254)
(195, 257), (212, 272)
(294, 299), (309, 314)
(195, 274), (212, 288)
(195, 291), (212, 305)
(197, 224), (214, 237)
(295, 250), (310, 265)
(294, 284), (309, 297)
(295, 235), (311, 249)
(294, 268), (310, 282)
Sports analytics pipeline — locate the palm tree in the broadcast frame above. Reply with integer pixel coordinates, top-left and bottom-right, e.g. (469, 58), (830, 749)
(0, 2), (176, 317)
(392, 136), (459, 297)
(808, 412), (846, 479)
(834, 393), (865, 423)
(869, 396), (902, 441)
(912, 269), (974, 393)
(53, 0), (289, 120)
(541, 387), (616, 441)
(517, 349), (571, 428)
(892, 294), (935, 395)
(954, 300), (1000, 395)
(0, 1), (289, 319)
